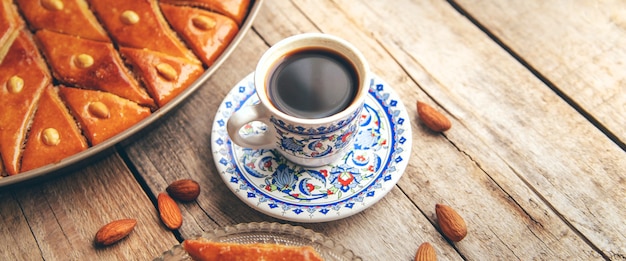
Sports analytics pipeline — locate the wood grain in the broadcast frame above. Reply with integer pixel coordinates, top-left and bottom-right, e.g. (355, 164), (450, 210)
(0, 191), (41, 260)
(452, 0), (626, 148)
(283, 0), (605, 259)
(1, 153), (177, 260)
(123, 2), (460, 260)
(3, 0), (625, 260)
(123, 0), (626, 259)
(324, 0), (625, 259)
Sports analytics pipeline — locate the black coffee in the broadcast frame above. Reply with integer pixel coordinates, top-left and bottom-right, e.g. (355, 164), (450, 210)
(267, 48), (358, 119)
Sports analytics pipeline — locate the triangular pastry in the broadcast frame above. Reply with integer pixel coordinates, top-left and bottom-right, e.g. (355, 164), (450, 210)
(35, 29), (155, 108)
(16, 0), (110, 42)
(0, 30), (51, 175)
(21, 86), (88, 172)
(57, 86), (151, 146)
(182, 240), (325, 261)
(159, 3), (239, 67)
(0, 0), (24, 60)
(119, 46), (204, 107)
(87, 0), (198, 62)
(160, 0), (250, 26)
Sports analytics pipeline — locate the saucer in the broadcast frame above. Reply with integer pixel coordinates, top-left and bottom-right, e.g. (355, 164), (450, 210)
(211, 73), (412, 222)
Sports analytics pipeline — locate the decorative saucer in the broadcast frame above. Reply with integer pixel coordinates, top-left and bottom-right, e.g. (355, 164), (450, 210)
(211, 73), (412, 222)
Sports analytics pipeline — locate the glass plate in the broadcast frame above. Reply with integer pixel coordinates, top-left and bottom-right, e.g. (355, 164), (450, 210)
(154, 222), (362, 261)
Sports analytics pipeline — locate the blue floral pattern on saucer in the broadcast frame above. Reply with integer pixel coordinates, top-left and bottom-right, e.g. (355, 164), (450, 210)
(211, 73), (412, 222)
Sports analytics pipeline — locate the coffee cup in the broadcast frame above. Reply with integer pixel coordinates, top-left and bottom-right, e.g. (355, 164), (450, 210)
(226, 33), (371, 167)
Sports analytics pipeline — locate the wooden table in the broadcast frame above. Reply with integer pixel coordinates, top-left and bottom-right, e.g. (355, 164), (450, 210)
(2, 0), (625, 260)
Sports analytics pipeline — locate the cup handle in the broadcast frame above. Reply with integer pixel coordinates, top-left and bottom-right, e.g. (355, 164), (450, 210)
(226, 103), (276, 149)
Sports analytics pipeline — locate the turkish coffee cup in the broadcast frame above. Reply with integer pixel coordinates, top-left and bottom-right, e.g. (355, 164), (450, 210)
(227, 33), (371, 167)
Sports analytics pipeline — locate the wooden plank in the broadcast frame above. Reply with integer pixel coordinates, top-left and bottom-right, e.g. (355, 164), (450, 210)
(0, 153), (178, 260)
(122, 30), (270, 235)
(123, 2), (460, 260)
(122, 0), (626, 259)
(287, 0), (601, 259)
(0, 191), (41, 260)
(452, 0), (626, 147)
(317, 0), (626, 259)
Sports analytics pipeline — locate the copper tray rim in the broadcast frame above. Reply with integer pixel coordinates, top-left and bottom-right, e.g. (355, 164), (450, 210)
(0, 0), (264, 188)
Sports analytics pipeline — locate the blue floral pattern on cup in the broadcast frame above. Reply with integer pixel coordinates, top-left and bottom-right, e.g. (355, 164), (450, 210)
(269, 107), (362, 135)
(274, 120), (358, 160)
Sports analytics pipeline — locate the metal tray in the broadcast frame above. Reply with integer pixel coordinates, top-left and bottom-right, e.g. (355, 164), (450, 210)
(0, 0), (264, 188)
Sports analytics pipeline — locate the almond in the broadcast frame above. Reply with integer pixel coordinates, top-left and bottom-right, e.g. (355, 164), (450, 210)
(414, 242), (437, 261)
(88, 101), (111, 119)
(120, 10), (140, 25)
(158, 192), (183, 230)
(192, 16), (217, 30)
(7, 75), (24, 94)
(416, 101), (451, 132)
(156, 63), (178, 81)
(435, 204), (467, 242)
(94, 218), (137, 246)
(74, 53), (94, 68)
(41, 0), (64, 11)
(166, 179), (200, 201)
(42, 128), (60, 146)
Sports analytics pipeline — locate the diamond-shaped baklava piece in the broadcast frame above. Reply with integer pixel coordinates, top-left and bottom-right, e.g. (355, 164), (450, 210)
(87, 0), (198, 62)
(0, 0), (24, 60)
(58, 86), (152, 146)
(0, 30), (51, 175)
(16, 0), (110, 42)
(160, 3), (239, 67)
(35, 29), (155, 107)
(120, 47), (204, 107)
(21, 86), (88, 172)
(160, 0), (250, 25)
